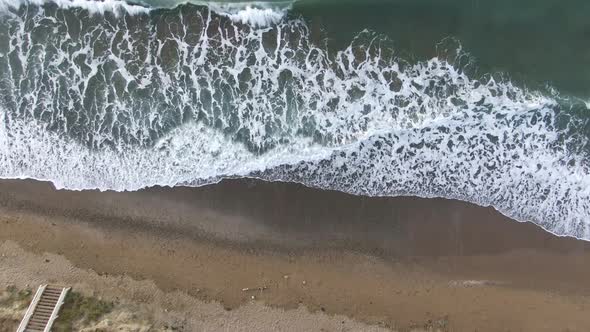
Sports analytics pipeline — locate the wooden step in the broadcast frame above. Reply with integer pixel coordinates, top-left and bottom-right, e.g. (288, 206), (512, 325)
(17, 284), (71, 332)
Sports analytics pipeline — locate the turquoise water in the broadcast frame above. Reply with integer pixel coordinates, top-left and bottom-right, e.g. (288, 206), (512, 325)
(0, 0), (588, 239)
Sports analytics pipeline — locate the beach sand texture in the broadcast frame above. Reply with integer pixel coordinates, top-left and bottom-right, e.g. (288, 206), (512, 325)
(0, 179), (589, 331)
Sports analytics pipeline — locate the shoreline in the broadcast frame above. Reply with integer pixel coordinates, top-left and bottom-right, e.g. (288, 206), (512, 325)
(1, 178), (590, 330)
(1, 178), (588, 256)
(2, 174), (587, 244)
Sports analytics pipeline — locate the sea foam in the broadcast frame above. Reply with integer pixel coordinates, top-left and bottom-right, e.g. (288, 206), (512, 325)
(0, 0), (289, 26)
(207, 4), (287, 27)
(0, 3), (588, 240)
(0, 0), (150, 15)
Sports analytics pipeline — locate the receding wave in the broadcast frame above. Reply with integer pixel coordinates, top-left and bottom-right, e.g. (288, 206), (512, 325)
(0, 2), (589, 240)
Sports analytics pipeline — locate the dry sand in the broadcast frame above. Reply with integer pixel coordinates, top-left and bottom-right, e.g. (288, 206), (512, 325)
(0, 179), (589, 331)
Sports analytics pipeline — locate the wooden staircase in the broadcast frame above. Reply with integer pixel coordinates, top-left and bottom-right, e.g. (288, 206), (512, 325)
(17, 285), (70, 332)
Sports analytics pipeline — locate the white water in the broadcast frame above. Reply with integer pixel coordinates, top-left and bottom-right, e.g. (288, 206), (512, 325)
(0, 0), (290, 25)
(0, 0), (150, 15)
(206, 2), (290, 26)
(0, 114), (332, 191)
(0, 2), (589, 240)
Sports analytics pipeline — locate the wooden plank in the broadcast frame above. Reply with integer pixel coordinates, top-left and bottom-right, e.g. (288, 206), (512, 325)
(16, 284), (47, 332)
(43, 287), (70, 332)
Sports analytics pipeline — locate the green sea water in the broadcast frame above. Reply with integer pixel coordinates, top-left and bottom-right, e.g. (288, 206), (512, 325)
(291, 0), (590, 98)
(140, 0), (590, 97)
(0, 0), (589, 239)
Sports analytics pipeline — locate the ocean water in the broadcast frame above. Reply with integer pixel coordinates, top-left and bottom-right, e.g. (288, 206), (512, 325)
(0, 0), (589, 239)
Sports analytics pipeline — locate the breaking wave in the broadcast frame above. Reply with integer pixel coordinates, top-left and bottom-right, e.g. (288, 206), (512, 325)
(0, 0), (150, 15)
(0, 2), (589, 240)
(0, 0), (292, 25)
(205, 2), (291, 27)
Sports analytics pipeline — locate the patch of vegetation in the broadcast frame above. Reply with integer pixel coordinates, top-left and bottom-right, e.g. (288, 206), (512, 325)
(0, 285), (32, 309)
(53, 291), (115, 332)
(0, 286), (32, 332)
(0, 317), (20, 332)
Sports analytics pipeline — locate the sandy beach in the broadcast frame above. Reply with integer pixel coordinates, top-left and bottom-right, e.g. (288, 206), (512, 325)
(0, 178), (589, 331)
(2, 0), (590, 330)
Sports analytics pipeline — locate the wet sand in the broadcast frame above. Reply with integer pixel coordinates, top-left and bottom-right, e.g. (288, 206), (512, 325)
(0, 178), (589, 331)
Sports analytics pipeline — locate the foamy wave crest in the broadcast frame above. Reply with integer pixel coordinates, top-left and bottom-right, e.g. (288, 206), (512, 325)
(0, 114), (331, 190)
(0, 0), (149, 15)
(0, 0), (289, 27)
(0, 4), (589, 239)
(206, 2), (290, 27)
